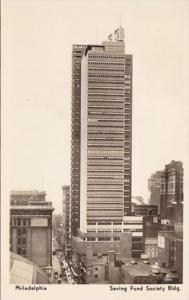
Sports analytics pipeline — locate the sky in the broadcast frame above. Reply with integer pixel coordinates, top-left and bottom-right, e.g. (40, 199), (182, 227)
(2, 0), (189, 213)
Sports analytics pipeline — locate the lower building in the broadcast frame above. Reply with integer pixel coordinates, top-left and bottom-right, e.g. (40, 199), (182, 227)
(133, 204), (158, 217)
(71, 231), (132, 283)
(144, 215), (174, 238)
(10, 190), (54, 269)
(158, 231), (183, 283)
(144, 237), (158, 262)
(120, 261), (163, 284)
(85, 216), (144, 258)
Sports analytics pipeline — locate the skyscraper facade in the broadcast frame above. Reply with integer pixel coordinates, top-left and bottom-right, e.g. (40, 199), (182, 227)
(71, 27), (132, 235)
(71, 45), (86, 236)
(62, 185), (71, 256)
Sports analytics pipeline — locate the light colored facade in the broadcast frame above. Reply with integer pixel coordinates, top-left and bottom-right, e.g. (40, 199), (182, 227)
(84, 216), (144, 258)
(10, 190), (54, 268)
(79, 27), (132, 233)
(144, 237), (158, 261)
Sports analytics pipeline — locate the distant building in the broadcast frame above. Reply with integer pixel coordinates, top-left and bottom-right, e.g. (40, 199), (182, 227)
(62, 185), (71, 257)
(133, 204), (158, 217)
(131, 196), (144, 205)
(158, 231), (183, 283)
(10, 190), (54, 269)
(52, 214), (63, 251)
(160, 161), (183, 220)
(131, 196), (145, 214)
(148, 171), (162, 212)
(52, 214), (63, 236)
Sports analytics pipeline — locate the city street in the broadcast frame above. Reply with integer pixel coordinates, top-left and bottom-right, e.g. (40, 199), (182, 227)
(52, 254), (68, 284)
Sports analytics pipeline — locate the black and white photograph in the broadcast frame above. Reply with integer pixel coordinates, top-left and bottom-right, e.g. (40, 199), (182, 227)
(1, 0), (189, 300)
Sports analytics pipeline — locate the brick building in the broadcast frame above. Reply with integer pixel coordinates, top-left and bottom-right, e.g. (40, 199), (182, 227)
(158, 231), (183, 282)
(160, 160), (183, 220)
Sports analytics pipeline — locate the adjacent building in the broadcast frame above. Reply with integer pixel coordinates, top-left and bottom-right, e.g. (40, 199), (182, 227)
(10, 190), (54, 269)
(158, 231), (183, 282)
(160, 160), (183, 221)
(72, 215), (144, 262)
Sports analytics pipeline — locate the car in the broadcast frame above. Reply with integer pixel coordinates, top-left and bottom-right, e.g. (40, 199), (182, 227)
(143, 260), (150, 264)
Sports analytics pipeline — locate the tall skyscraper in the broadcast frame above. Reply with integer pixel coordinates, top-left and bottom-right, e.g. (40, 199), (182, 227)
(71, 27), (132, 236)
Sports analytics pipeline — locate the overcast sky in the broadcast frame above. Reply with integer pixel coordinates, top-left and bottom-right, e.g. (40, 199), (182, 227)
(2, 0), (189, 213)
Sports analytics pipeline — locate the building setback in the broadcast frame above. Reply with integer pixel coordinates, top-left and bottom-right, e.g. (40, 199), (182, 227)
(10, 190), (54, 269)
(71, 27), (132, 236)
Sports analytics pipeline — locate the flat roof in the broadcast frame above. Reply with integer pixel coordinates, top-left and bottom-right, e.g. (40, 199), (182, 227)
(122, 262), (153, 276)
(158, 231), (183, 241)
(11, 190), (46, 195)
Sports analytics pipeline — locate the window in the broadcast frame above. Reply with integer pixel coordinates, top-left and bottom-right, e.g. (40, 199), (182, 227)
(94, 274), (98, 278)
(22, 249), (26, 256)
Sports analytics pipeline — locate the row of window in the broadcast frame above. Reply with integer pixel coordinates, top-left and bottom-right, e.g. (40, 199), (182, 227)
(10, 217), (52, 226)
(88, 80), (125, 85)
(88, 55), (125, 59)
(10, 218), (30, 226)
(88, 74), (124, 79)
(88, 138), (124, 141)
(88, 61), (124, 66)
(88, 145), (123, 148)
(88, 87), (124, 91)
